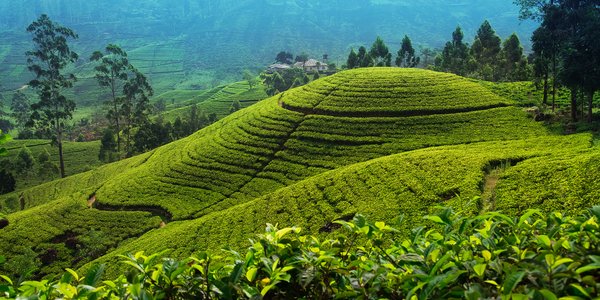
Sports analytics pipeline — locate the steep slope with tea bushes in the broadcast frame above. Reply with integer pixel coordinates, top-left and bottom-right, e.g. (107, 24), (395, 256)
(1, 68), (596, 279)
(83, 134), (600, 275)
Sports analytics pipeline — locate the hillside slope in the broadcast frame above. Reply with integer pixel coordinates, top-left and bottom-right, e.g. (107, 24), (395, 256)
(0, 68), (584, 278)
(83, 134), (598, 275)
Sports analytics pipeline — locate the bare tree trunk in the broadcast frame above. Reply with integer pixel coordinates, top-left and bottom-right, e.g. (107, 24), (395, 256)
(57, 121), (66, 178)
(570, 88), (578, 122)
(581, 90), (585, 120)
(588, 90), (594, 123)
(111, 75), (121, 153)
(542, 71), (548, 106)
(552, 54), (557, 112)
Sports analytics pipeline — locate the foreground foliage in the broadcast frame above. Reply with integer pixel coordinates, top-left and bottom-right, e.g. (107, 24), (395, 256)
(2, 206), (600, 299)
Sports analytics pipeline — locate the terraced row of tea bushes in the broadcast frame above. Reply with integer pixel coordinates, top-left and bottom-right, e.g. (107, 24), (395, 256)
(0, 196), (161, 278)
(192, 108), (547, 215)
(160, 81), (267, 123)
(5, 206), (600, 299)
(282, 68), (512, 115)
(27, 70), (540, 222)
(83, 135), (596, 277)
(79, 85), (548, 220)
(0, 151), (153, 213)
(495, 150), (600, 214)
(94, 98), (304, 220)
(282, 107), (549, 167)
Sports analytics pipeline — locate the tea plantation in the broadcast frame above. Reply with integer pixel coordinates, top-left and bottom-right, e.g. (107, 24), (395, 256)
(158, 80), (268, 122)
(1, 68), (598, 282)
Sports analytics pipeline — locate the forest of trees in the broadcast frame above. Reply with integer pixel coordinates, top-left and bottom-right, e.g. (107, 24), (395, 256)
(345, 21), (530, 82)
(514, 0), (600, 122)
(345, 7), (599, 124)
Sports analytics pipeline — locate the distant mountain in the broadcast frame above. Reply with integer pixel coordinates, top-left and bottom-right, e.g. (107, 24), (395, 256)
(0, 0), (536, 95)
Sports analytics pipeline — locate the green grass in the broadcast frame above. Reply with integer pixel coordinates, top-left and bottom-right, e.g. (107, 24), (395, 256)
(0, 68), (596, 279)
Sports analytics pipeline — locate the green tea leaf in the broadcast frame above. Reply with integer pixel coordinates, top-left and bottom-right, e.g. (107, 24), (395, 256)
(474, 264), (487, 277)
(503, 271), (525, 296)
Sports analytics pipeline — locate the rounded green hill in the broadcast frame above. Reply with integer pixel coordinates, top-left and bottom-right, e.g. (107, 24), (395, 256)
(281, 67), (512, 116)
(4, 68), (593, 278)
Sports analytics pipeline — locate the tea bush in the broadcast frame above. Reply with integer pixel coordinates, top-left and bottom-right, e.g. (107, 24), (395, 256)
(1, 206), (599, 299)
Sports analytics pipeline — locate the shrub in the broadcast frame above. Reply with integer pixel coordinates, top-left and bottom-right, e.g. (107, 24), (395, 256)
(1, 206), (599, 299)
(0, 170), (15, 195)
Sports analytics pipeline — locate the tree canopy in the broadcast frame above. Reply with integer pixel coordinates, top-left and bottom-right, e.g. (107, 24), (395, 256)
(396, 35), (420, 67)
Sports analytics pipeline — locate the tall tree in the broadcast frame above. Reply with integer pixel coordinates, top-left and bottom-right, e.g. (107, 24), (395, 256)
(396, 35), (420, 67)
(121, 70), (153, 156)
(523, 1), (562, 110)
(26, 14), (78, 178)
(357, 46), (373, 68)
(531, 27), (553, 105)
(471, 20), (502, 80)
(435, 26), (470, 76)
(10, 91), (30, 130)
(502, 33), (530, 80)
(558, 0), (600, 123)
(346, 48), (358, 69)
(369, 36), (392, 67)
(90, 44), (130, 153)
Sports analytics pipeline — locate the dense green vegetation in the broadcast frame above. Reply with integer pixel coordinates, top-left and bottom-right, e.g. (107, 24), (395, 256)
(82, 134), (598, 276)
(0, 139), (101, 192)
(2, 206), (600, 299)
(2, 68), (599, 282)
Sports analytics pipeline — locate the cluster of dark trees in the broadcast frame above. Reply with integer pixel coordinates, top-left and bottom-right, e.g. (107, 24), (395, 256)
(274, 51), (310, 66)
(264, 51), (335, 96)
(515, 0), (599, 123)
(0, 146), (58, 194)
(99, 105), (217, 162)
(347, 36), (420, 69)
(434, 21), (530, 82)
(261, 68), (312, 96)
(346, 22), (530, 83)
